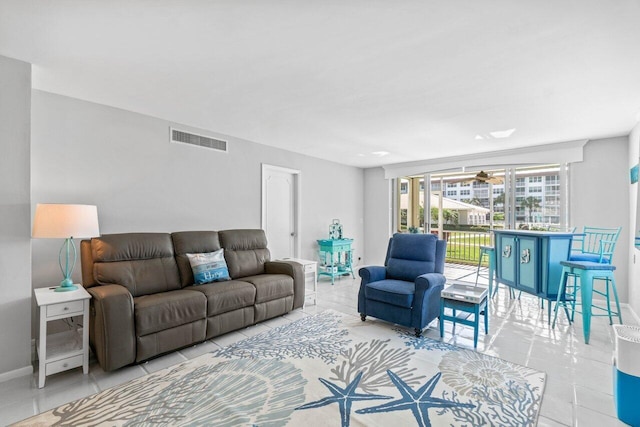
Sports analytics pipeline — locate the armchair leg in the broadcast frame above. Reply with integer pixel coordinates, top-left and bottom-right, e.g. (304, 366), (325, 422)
(414, 328), (422, 337)
(360, 313), (366, 321)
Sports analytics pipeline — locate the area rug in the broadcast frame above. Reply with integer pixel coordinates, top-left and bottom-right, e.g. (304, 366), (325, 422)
(15, 310), (545, 426)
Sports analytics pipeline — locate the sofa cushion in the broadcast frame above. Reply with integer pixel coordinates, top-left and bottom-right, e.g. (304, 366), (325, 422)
(241, 274), (294, 304)
(92, 233), (181, 297)
(364, 279), (415, 308)
(171, 231), (221, 287)
(134, 289), (207, 337)
(186, 280), (256, 316)
(186, 249), (230, 284)
(219, 229), (270, 279)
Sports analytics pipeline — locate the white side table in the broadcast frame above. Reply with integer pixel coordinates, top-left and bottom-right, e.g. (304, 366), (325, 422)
(281, 258), (318, 306)
(34, 286), (91, 388)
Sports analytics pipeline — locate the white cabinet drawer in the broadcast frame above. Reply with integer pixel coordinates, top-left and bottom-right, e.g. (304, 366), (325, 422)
(304, 263), (316, 273)
(46, 354), (83, 376)
(47, 300), (83, 317)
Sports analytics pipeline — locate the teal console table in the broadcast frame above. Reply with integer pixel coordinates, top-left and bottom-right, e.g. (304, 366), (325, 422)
(494, 230), (576, 321)
(317, 238), (354, 285)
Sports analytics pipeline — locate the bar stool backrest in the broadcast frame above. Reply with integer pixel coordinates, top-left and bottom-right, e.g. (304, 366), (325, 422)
(571, 226), (622, 264)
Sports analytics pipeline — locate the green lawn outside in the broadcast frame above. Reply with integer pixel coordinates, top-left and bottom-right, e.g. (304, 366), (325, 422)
(444, 231), (492, 266)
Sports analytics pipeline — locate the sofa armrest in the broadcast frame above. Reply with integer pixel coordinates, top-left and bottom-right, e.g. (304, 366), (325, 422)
(412, 273), (446, 329)
(265, 261), (306, 309)
(358, 266), (387, 284)
(87, 284), (136, 372)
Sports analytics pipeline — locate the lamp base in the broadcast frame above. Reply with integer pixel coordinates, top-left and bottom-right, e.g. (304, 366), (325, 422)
(55, 278), (78, 292)
(54, 285), (78, 292)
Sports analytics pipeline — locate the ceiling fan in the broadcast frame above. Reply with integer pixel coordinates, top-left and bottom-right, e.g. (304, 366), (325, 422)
(451, 170), (504, 185)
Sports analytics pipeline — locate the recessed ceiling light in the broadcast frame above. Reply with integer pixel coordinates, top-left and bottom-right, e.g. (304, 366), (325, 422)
(371, 151), (389, 157)
(489, 128), (516, 139)
(475, 128), (516, 141)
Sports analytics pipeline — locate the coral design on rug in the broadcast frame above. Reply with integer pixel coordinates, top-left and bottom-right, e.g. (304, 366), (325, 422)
(330, 338), (426, 393)
(14, 310), (546, 427)
(212, 311), (350, 363)
(394, 327), (461, 352)
(438, 350), (545, 426)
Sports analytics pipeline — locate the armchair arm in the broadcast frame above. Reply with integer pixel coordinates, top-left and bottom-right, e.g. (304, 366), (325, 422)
(358, 266), (387, 285)
(412, 273), (447, 330)
(265, 261), (306, 309)
(357, 266), (387, 314)
(87, 284), (136, 372)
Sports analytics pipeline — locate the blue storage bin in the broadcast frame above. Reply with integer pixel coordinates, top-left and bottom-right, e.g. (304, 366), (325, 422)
(613, 325), (640, 426)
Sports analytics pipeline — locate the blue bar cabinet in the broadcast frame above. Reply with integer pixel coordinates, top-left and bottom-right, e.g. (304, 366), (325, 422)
(494, 230), (575, 321)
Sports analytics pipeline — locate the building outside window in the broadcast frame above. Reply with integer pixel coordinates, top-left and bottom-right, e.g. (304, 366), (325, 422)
(395, 164), (565, 234)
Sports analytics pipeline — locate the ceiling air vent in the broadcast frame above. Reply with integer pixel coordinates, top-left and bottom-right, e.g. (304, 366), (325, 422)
(170, 127), (228, 153)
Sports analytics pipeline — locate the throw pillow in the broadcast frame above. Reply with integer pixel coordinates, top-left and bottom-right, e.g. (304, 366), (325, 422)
(186, 249), (230, 284)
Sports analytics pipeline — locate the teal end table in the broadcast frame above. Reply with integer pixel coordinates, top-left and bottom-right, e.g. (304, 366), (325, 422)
(317, 238), (354, 285)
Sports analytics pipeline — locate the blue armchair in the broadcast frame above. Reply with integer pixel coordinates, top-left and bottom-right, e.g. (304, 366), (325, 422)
(358, 233), (447, 337)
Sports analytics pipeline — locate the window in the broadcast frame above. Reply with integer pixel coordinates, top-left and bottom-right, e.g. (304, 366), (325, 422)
(514, 165), (562, 228)
(396, 176), (424, 232)
(394, 164), (567, 235)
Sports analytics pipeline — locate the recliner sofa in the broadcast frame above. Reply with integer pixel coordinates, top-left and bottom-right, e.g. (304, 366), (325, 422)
(80, 229), (305, 371)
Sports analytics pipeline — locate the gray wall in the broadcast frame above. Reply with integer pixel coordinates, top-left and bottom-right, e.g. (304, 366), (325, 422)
(0, 56), (32, 379)
(363, 167), (392, 265)
(30, 90), (364, 335)
(362, 137), (631, 302)
(570, 137), (629, 302)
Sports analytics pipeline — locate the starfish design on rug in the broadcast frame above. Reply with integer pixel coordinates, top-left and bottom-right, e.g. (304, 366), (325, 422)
(296, 371), (392, 427)
(355, 370), (475, 427)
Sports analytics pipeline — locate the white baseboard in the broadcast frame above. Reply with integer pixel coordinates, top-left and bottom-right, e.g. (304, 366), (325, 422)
(0, 365), (33, 384)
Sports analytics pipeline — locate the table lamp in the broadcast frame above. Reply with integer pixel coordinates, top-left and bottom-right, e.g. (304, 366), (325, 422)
(32, 204), (100, 292)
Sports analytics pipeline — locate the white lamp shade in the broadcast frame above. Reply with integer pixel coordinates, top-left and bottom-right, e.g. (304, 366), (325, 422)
(32, 204), (100, 239)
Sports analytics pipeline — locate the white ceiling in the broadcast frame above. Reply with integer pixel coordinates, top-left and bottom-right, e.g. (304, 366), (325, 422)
(2, 1), (640, 168)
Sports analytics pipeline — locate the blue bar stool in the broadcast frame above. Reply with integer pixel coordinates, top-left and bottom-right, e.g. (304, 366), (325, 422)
(552, 260), (623, 343)
(476, 245), (518, 299)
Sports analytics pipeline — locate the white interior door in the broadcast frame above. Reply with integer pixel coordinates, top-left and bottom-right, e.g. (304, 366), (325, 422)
(261, 164), (300, 260)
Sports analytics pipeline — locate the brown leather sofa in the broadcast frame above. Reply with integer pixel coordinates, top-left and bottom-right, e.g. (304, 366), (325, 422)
(80, 229), (305, 371)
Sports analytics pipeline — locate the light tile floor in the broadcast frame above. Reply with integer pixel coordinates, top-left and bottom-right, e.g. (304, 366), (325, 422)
(0, 264), (636, 426)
